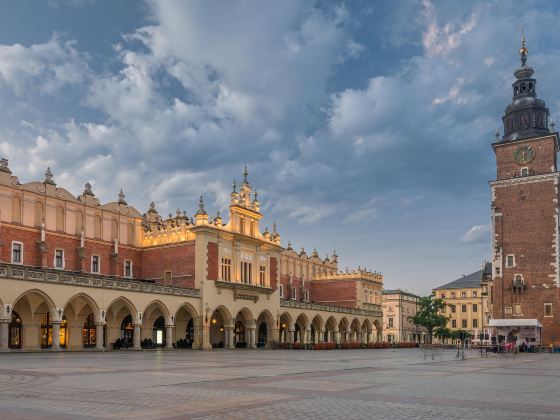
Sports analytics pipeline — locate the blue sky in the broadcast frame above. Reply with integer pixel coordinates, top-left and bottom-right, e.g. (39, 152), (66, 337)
(1, 0), (559, 294)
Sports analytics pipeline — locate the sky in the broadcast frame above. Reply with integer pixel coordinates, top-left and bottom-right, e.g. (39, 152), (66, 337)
(1, 0), (559, 295)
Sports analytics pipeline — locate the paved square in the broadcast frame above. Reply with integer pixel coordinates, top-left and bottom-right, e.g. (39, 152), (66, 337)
(0, 349), (558, 419)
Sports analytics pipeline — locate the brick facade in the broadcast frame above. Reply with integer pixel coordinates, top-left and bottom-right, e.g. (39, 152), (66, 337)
(492, 134), (560, 344)
(310, 279), (357, 308)
(141, 242), (195, 288)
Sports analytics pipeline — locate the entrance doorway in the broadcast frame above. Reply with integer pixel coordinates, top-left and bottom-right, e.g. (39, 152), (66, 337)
(257, 322), (267, 348)
(40, 313), (67, 349)
(9, 311), (22, 349)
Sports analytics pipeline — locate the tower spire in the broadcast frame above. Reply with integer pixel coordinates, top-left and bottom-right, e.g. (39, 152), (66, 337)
(519, 25), (528, 67)
(500, 29), (549, 142)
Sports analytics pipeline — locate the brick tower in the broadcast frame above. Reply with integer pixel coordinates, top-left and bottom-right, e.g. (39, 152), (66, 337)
(490, 34), (560, 344)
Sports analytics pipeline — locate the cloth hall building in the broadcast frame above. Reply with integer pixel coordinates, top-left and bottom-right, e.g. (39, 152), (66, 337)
(0, 165), (383, 351)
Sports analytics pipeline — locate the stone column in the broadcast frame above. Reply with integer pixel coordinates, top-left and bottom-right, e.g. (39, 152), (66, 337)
(223, 328), (229, 349)
(247, 327), (256, 349)
(228, 326), (234, 349)
(289, 327), (295, 343)
(133, 324), (141, 350)
(52, 321), (61, 351)
(165, 325), (174, 350)
(95, 322), (104, 350)
(0, 319), (9, 350)
(305, 327), (311, 345)
(334, 329), (340, 344)
(268, 328), (279, 348)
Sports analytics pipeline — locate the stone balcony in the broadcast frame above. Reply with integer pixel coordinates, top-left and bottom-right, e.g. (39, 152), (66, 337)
(280, 298), (382, 318)
(0, 263), (200, 298)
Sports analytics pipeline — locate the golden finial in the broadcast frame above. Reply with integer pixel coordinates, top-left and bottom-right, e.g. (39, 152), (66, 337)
(519, 24), (528, 65)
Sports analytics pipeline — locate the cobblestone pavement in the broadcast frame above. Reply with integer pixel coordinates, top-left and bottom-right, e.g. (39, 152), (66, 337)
(0, 348), (558, 419)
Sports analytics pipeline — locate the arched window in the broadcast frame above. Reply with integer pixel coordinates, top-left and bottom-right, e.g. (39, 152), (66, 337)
(56, 206), (64, 231)
(127, 223), (134, 245)
(75, 211), (83, 234)
(34, 201), (44, 227)
(11, 196), (21, 224)
(94, 215), (102, 239)
(112, 219), (118, 240)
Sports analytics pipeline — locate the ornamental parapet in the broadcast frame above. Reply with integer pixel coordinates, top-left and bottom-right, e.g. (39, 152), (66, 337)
(280, 298), (382, 318)
(313, 268), (383, 283)
(0, 263), (200, 298)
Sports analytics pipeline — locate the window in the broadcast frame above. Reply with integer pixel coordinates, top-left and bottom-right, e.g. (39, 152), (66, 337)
(514, 303), (522, 315)
(259, 265), (266, 286)
(279, 284), (284, 298)
(544, 303), (552, 317)
(441, 293), (446, 298)
(451, 292), (456, 298)
(451, 305), (456, 313)
(461, 292), (467, 298)
(221, 258), (231, 281)
(388, 318), (394, 328)
(304, 290), (310, 301)
(164, 271), (172, 285)
(472, 291), (478, 298)
(11, 242), (23, 264)
(461, 304), (467, 313)
(91, 256), (100, 273)
(506, 255), (515, 268)
(54, 250), (64, 269)
(441, 305), (447, 313)
(505, 306), (512, 315)
(472, 304), (478, 313)
(124, 260), (132, 278)
(461, 319), (467, 328)
(290, 287), (297, 300)
(241, 262), (252, 284)
(521, 167), (529, 177)
(473, 319), (478, 328)
(452, 319), (457, 328)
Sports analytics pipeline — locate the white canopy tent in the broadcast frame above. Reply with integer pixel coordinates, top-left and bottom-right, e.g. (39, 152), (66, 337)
(488, 319), (542, 345)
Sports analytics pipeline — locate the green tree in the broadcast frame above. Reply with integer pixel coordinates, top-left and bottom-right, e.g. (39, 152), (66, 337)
(408, 294), (449, 344)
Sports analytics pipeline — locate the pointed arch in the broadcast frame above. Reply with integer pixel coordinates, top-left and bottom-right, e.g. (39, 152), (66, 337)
(174, 302), (198, 321)
(104, 296), (138, 323)
(142, 299), (172, 325)
(12, 289), (56, 319)
(62, 293), (101, 322)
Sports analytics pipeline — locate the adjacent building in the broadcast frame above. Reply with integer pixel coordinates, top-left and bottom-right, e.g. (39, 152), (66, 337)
(382, 290), (426, 343)
(434, 263), (492, 344)
(0, 164), (383, 351)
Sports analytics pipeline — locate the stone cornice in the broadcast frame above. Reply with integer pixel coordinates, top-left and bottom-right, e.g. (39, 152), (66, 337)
(0, 263), (200, 298)
(490, 172), (559, 188)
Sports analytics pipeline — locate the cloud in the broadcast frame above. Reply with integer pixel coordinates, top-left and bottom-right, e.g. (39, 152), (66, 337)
(461, 224), (490, 243)
(421, 0), (479, 58)
(0, 35), (88, 95)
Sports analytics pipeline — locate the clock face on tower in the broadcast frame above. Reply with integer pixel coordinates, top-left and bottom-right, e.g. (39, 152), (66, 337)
(513, 145), (536, 165)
